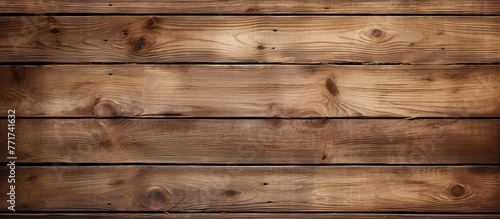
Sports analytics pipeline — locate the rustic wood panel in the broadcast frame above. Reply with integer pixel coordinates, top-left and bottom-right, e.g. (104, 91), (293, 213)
(0, 166), (498, 212)
(1, 1), (498, 217)
(2, 213), (500, 218)
(1, 0), (499, 14)
(1, 16), (500, 64)
(1, 65), (498, 117)
(0, 119), (497, 164)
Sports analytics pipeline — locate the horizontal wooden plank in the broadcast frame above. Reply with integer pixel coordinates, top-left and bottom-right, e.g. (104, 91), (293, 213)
(1, 0), (499, 14)
(0, 166), (498, 212)
(1, 65), (498, 117)
(1, 213), (500, 219)
(1, 16), (499, 64)
(0, 119), (498, 164)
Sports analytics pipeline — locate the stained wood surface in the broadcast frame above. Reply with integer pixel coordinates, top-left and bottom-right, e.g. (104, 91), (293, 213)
(1, 0), (500, 14)
(1, 16), (500, 64)
(1, 65), (498, 117)
(0, 119), (498, 164)
(0, 166), (498, 212)
(1, 1), (498, 217)
(2, 214), (500, 219)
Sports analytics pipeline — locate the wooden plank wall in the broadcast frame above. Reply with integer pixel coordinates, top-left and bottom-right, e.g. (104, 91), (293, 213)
(0, 1), (499, 218)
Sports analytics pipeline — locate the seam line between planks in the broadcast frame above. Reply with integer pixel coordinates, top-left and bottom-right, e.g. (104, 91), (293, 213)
(1, 211), (499, 214)
(5, 163), (500, 167)
(0, 13), (500, 16)
(2, 117), (499, 120)
(1, 62), (500, 65)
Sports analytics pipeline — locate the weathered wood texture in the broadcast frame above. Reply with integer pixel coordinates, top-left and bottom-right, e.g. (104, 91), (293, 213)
(2, 213), (500, 219)
(0, 119), (498, 164)
(0, 166), (498, 212)
(1, 16), (500, 64)
(1, 1), (498, 217)
(1, 65), (498, 117)
(1, 0), (499, 14)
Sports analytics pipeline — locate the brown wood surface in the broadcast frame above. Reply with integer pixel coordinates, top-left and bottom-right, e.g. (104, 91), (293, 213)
(0, 119), (498, 164)
(1, 16), (500, 64)
(1, 213), (500, 218)
(0, 166), (498, 212)
(1, 1), (498, 217)
(1, 0), (499, 14)
(1, 65), (498, 117)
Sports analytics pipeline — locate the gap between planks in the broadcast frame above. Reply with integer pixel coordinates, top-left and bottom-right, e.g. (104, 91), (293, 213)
(1, 213), (500, 218)
(1, 0), (499, 15)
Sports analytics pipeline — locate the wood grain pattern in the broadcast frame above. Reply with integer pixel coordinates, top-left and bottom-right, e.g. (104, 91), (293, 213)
(2, 213), (500, 218)
(0, 119), (498, 164)
(1, 16), (500, 64)
(1, 65), (498, 117)
(1, 0), (498, 218)
(0, 166), (498, 212)
(1, 0), (499, 14)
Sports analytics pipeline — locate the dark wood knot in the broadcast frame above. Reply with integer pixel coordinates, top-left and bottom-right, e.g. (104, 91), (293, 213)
(10, 66), (28, 82)
(449, 183), (467, 198)
(145, 17), (158, 29)
(92, 100), (123, 117)
(224, 189), (240, 197)
(144, 187), (171, 211)
(371, 29), (385, 38)
(325, 78), (339, 96)
(128, 35), (155, 54)
(245, 8), (259, 13)
(47, 16), (56, 23)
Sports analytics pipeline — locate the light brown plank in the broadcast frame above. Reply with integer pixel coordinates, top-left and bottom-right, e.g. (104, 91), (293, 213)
(1, 213), (500, 218)
(1, 0), (499, 14)
(1, 65), (498, 117)
(0, 166), (498, 212)
(1, 16), (499, 64)
(0, 119), (498, 164)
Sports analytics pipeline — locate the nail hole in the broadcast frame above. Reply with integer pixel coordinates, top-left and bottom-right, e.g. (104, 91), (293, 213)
(108, 73), (113, 76)
(272, 29), (277, 32)
(263, 183), (268, 185)
(109, 4), (112, 6)
(272, 47), (276, 50)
